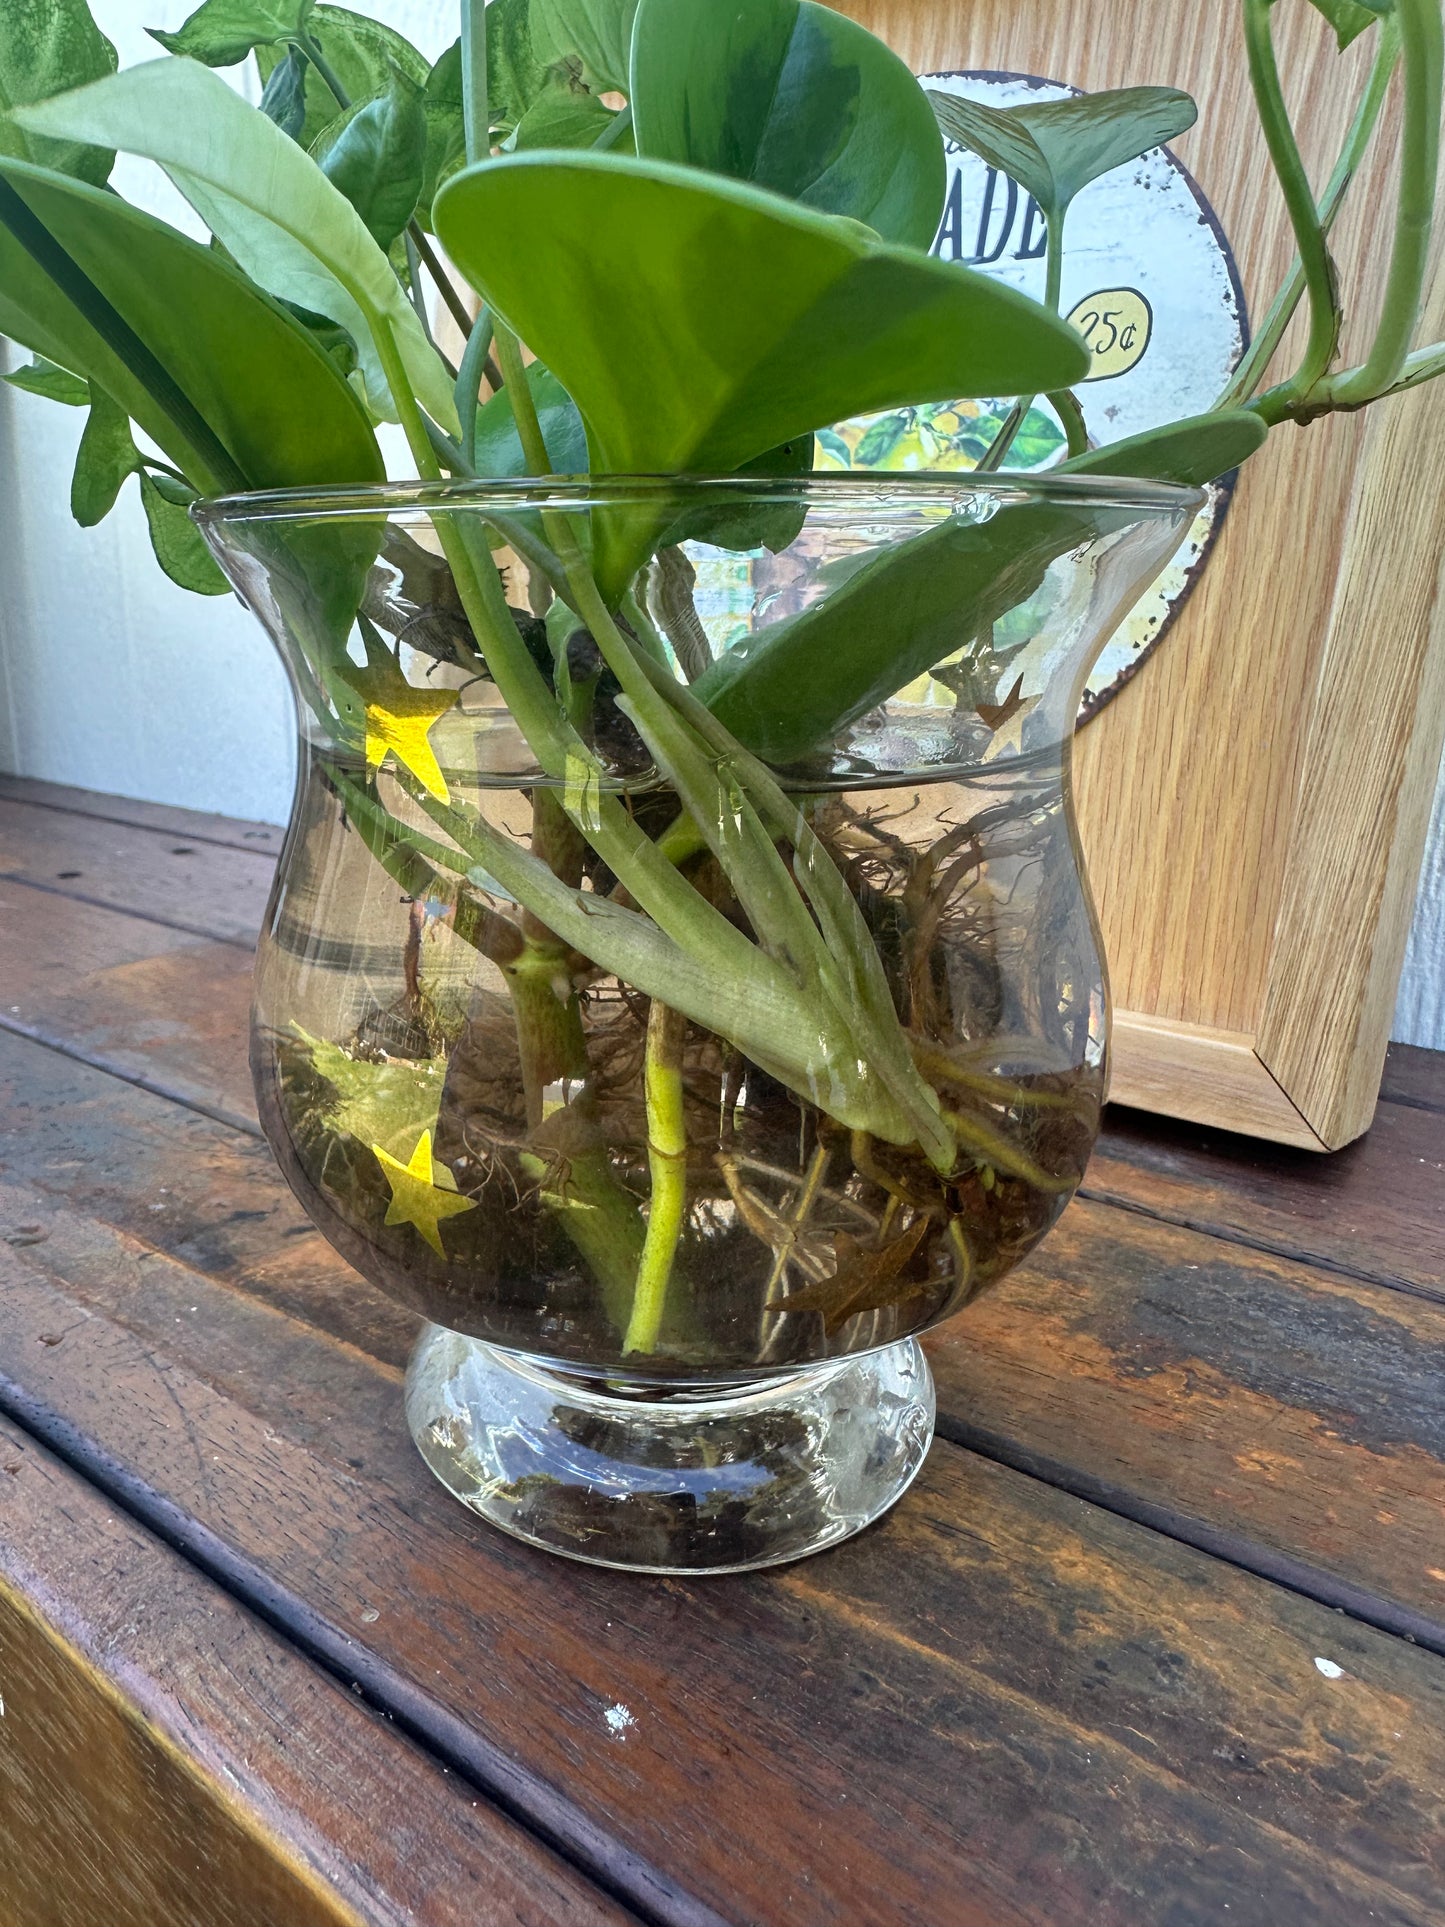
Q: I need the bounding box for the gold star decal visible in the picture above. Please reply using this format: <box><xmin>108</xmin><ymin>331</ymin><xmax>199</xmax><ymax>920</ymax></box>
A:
<box><xmin>977</xmin><ymin>674</ymin><xmax>1040</xmax><ymax>761</ymax></box>
<box><xmin>339</xmin><ymin>653</ymin><xmax>459</xmax><ymax>802</ymax></box>
<box><xmin>372</xmin><ymin>1129</ymin><xmax>476</xmax><ymax>1258</ymax></box>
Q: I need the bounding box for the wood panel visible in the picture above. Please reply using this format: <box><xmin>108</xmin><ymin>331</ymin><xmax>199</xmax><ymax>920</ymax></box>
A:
<box><xmin>841</xmin><ymin>0</ymin><xmax>1445</xmax><ymax>1148</ymax></box>
<box><xmin>0</xmin><ymin>1418</ymin><xmax>630</xmax><ymax>1927</ymax></box>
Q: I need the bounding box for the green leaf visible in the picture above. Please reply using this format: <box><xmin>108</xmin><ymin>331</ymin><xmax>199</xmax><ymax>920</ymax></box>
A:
<box><xmin>14</xmin><ymin>59</ymin><xmax>458</xmax><ymax>432</ymax></box>
<box><xmin>294</xmin><ymin>1025</ymin><xmax>447</xmax><ymax>1160</ymax></box>
<box><xmin>417</xmin><ymin>38</ymin><xmax>466</xmax><ymax>227</ymax></box>
<box><xmin>630</xmin><ymin>0</ymin><xmax>944</xmax><ymax>248</ymax></box>
<box><xmin>435</xmin><ymin>151</ymin><xmax>1089</xmax><ymax>592</ymax></box>
<box><xmin>254</xmin><ymin>5</ymin><xmax>429</xmax><ymax>150</ymax></box>
<box><xmin>529</xmin><ymin>0</ymin><xmax>637</xmax><ymax>94</ymax></box>
<box><xmin>1060</xmin><ymin>408</ymin><xmax>1268</xmax><ymax>486</ymax></box>
<box><xmin>1305</xmin><ymin>0</ymin><xmax>1391</xmax><ymax>50</ymax></box>
<box><xmin>486</xmin><ymin>0</ymin><xmax>549</xmax><ymax>136</ymax></box>
<box><xmin>509</xmin><ymin>68</ymin><xmax>617</xmax><ymax>150</ymax></box>
<box><xmin>70</xmin><ymin>381</ymin><xmax>139</xmax><ymax>526</ymax></box>
<box><xmin>314</xmin><ymin>63</ymin><xmax>426</xmax><ymax>249</ymax></box>
<box><xmin>2</xmin><ymin>352</ymin><xmax>88</xmax><ymax>402</ymax></box>
<box><xmin>149</xmin><ymin>0</ymin><xmax>312</xmax><ymax>66</ymax></box>
<box><xmin>139</xmin><ymin>471</ymin><xmax>231</xmax><ymax>595</ymax></box>
<box><xmin>694</xmin><ymin>498</ymin><xmax>1111</xmax><ymax>762</ymax></box>
<box><xmin>259</xmin><ymin>43</ymin><xmax>311</xmax><ymax>141</ymax></box>
<box><xmin>928</xmin><ymin>85</ymin><xmax>1197</xmax><ymax>221</ymax></box>
<box><xmin>472</xmin><ymin>360</ymin><xmax>590</xmax><ymax>476</ymax></box>
<box><xmin>0</xmin><ymin>153</ymin><xmax>383</xmax><ymax>492</ymax></box>
<box><xmin>0</xmin><ymin>0</ymin><xmax>118</xmax><ymax>187</ymax></box>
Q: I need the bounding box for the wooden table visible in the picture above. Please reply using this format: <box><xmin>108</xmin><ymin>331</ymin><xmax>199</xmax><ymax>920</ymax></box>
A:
<box><xmin>1</xmin><ymin>772</ymin><xmax>1443</xmax><ymax>1927</ymax></box>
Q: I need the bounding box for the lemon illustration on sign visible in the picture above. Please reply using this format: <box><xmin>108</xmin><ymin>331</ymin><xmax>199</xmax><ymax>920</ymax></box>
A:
<box><xmin>1065</xmin><ymin>288</ymin><xmax>1153</xmax><ymax>382</ymax></box>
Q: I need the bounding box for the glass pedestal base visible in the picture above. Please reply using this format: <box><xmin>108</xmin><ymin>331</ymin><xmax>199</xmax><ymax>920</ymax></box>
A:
<box><xmin>404</xmin><ymin>1326</ymin><xmax>936</xmax><ymax>1574</ymax></box>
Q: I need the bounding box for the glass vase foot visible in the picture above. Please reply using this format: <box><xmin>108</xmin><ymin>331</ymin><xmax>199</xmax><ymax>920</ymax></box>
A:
<box><xmin>404</xmin><ymin>1327</ymin><xmax>936</xmax><ymax>1574</ymax></box>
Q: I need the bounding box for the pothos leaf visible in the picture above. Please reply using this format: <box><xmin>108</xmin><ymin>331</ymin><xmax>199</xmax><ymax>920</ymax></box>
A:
<box><xmin>260</xmin><ymin>43</ymin><xmax>311</xmax><ymax>141</ymax></box>
<box><xmin>436</xmin><ymin>151</ymin><xmax>1088</xmax><ymax>593</ymax></box>
<box><xmin>472</xmin><ymin>360</ymin><xmax>590</xmax><ymax>476</ymax></box>
<box><xmin>0</xmin><ymin>0</ymin><xmax>118</xmax><ymax>187</ymax></box>
<box><xmin>0</xmin><ymin>151</ymin><xmax>384</xmax><ymax>493</ymax></box>
<box><xmin>70</xmin><ymin>380</ymin><xmax>139</xmax><ymax>527</ymax></box>
<box><xmin>254</xmin><ymin>4</ymin><xmax>429</xmax><ymax>151</ymax></box>
<box><xmin>529</xmin><ymin>0</ymin><xmax>638</xmax><ymax>94</ymax></box>
<box><xmin>928</xmin><ymin>85</ymin><xmax>1197</xmax><ymax>221</ymax></box>
<box><xmin>14</xmin><ymin>59</ymin><xmax>458</xmax><ymax>433</ymax></box>
<box><xmin>1305</xmin><ymin>0</ymin><xmax>1392</xmax><ymax>49</ymax></box>
<box><xmin>139</xmin><ymin>471</ymin><xmax>231</xmax><ymax>595</ymax></box>
<box><xmin>1059</xmin><ymin>408</ymin><xmax>1267</xmax><ymax>486</ymax></box>
<box><xmin>509</xmin><ymin>69</ymin><xmax>618</xmax><ymax>150</ymax></box>
<box><xmin>486</xmin><ymin>0</ymin><xmax>550</xmax><ymax>136</ymax></box>
<box><xmin>314</xmin><ymin>62</ymin><xmax>427</xmax><ymax>249</ymax></box>
<box><xmin>3</xmin><ymin>353</ymin><xmax>89</xmax><ymax>403</ymax></box>
<box><xmin>149</xmin><ymin>0</ymin><xmax>313</xmax><ymax>66</ymax></box>
<box><xmin>417</xmin><ymin>38</ymin><xmax>466</xmax><ymax>228</ymax></box>
<box><xmin>294</xmin><ymin>1026</ymin><xmax>448</xmax><ymax>1158</ymax></box>
<box><xmin>630</xmin><ymin>0</ymin><xmax>945</xmax><ymax>249</ymax></box>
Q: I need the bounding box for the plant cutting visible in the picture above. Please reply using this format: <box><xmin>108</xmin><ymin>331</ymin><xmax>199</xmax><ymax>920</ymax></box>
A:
<box><xmin>1</xmin><ymin>0</ymin><xmax>1440</xmax><ymax>1571</ymax></box>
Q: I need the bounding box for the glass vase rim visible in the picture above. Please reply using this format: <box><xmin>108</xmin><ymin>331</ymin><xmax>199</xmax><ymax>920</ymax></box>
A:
<box><xmin>193</xmin><ymin>468</ymin><xmax>1206</xmax><ymax>527</ymax></box>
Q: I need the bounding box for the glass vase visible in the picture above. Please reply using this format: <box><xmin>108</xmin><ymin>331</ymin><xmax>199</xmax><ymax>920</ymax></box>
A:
<box><xmin>198</xmin><ymin>474</ymin><xmax>1198</xmax><ymax>1573</ymax></box>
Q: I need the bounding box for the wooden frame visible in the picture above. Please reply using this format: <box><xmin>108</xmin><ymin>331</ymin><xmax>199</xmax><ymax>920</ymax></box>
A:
<box><xmin>850</xmin><ymin>0</ymin><xmax>1445</xmax><ymax>1150</ymax></box>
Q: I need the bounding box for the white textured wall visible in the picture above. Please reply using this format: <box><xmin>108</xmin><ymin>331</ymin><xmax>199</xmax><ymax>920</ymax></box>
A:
<box><xmin>1</xmin><ymin>1</ymin><xmax>1442</xmax><ymax>1045</ymax></box>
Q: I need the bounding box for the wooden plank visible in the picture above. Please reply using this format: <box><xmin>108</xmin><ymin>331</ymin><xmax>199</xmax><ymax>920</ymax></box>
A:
<box><xmin>1</xmin><ymin>1228</ymin><xmax>1444</xmax><ymax>1927</ymax></box>
<box><xmin>1091</xmin><ymin>1096</ymin><xmax>1445</xmax><ymax>1296</ymax></box>
<box><xmin>0</xmin><ymin>875</ymin><xmax>257</xmax><ymax>1124</ymax></box>
<box><xmin>0</xmin><ymin>773</ymin><xmax>285</xmax><ymax>857</ymax></box>
<box><xmin>1380</xmin><ymin>1041</ymin><xmax>1445</xmax><ymax>1114</ymax></box>
<box><xmin>0</xmin><ymin>791</ymin><xmax>274</xmax><ymax>945</ymax></box>
<box><xmin>0</xmin><ymin>1419</ymin><xmax>632</xmax><ymax>1927</ymax></box>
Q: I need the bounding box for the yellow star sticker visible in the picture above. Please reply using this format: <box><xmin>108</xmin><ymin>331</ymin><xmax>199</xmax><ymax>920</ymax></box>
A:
<box><xmin>372</xmin><ymin>1129</ymin><xmax>476</xmax><ymax>1259</ymax></box>
<box><xmin>339</xmin><ymin>654</ymin><xmax>459</xmax><ymax>802</ymax></box>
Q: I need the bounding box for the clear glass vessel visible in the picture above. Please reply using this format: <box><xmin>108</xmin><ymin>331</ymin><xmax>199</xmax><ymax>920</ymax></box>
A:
<box><xmin>199</xmin><ymin>474</ymin><xmax>1198</xmax><ymax>1573</ymax></box>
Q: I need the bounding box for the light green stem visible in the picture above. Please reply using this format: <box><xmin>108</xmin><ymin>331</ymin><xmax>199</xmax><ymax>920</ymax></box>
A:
<box><xmin>1221</xmin><ymin>15</ymin><xmax>1399</xmax><ymax>409</ymax></box>
<box><xmin>1330</xmin><ymin>0</ymin><xmax>1443</xmax><ymax>405</ymax></box>
<box><xmin>1241</xmin><ymin>0</ymin><xmax>1341</xmax><ymax>402</ymax></box>
<box><xmin>977</xmin><ymin>210</ymin><xmax>1066</xmax><ymax>471</ymax></box>
<box><xmin>460</xmin><ymin>0</ymin><xmax>489</xmax><ymax>168</ymax></box>
<box><xmin>624</xmin><ymin>1000</ymin><xmax>689</xmax><ymax>1354</ymax></box>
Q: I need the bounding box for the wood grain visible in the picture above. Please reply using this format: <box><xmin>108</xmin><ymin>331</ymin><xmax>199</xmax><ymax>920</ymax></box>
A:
<box><xmin>0</xmin><ymin>1417</ymin><xmax>629</xmax><ymax>1927</ymax></box>
<box><xmin>841</xmin><ymin>0</ymin><xmax>1445</xmax><ymax>1148</ymax></box>
<box><xmin>3</xmin><ymin>1232</ymin><xmax>1445</xmax><ymax>1927</ymax></box>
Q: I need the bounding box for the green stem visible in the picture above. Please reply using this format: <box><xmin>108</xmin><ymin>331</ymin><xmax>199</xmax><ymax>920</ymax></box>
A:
<box><xmin>408</xmin><ymin>223</ymin><xmax>475</xmax><ymax>341</ymax></box>
<box><xmin>1331</xmin><ymin>0</ymin><xmax>1443</xmax><ymax>405</ymax></box>
<box><xmin>492</xmin><ymin>320</ymin><xmax>550</xmax><ymax>471</ymax></box>
<box><xmin>1048</xmin><ymin>388</ymin><xmax>1088</xmax><ymax>458</ymax></box>
<box><xmin>456</xmin><ymin>306</ymin><xmax>494</xmax><ymax>467</ymax></box>
<box><xmin>593</xmin><ymin>103</ymin><xmax>633</xmax><ymax>151</ymax></box>
<box><xmin>294</xmin><ymin>30</ymin><xmax>351</xmax><ymax>109</ymax></box>
<box><xmin>1242</xmin><ymin>0</ymin><xmax>1341</xmax><ymax>401</ymax></box>
<box><xmin>461</xmin><ymin>0</ymin><xmax>489</xmax><ymax>168</ymax></box>
<box><xmin>1220</xmin><ymin>14</ymin><xmax>1399</xmax><ymax>408</ymax></box>
<box><xmin>976</xmin><ymin>210</ymin><xmax>1066</xmax><ymax>471</ymax></box>
<box><xmin>624</xmin><ymin>999</ymin><xmax>689</xmax><ymax>1354</ymax></box>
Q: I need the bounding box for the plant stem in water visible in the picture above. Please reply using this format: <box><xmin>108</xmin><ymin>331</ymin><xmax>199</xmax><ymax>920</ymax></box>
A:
<box><xmin>625</xmin><ymin>1000</ymin><xmax>689</xmax><ymax>1354</ymax></box>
